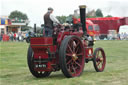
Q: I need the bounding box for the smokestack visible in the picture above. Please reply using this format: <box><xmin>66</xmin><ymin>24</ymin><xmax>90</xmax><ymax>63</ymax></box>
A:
<box><xmin>34</xmin><ymin>24</ymin><xmax>36</xmax><ymax>33</ymax></box>
<box><xmin>79</xmin><ymin>5</ymin><xmax>87</xmax><ymax>35</ymax></box>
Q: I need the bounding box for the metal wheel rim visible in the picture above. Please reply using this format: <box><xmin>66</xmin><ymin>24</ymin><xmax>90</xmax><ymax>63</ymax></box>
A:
<box><xmin>95</xmin><ymin>49</ymin><xmax>106</xmax><ymax>71</ymax></box>
<box><xmin>65</xmin><ymin>37</ymin><xmax>84</xmax><ymax>77</ymax></box>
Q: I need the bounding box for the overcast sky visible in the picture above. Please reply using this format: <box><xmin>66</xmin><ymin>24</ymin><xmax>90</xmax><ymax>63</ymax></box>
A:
<box><xmin>0</xmin><ymin>0</ymin><xmax>128</xmax><ymax>26</ymax></box>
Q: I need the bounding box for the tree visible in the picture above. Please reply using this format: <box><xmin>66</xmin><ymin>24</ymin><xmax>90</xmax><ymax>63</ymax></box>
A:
<box><xmin>96</xmin><ymin>9</ymin><xmax>103</xmax><ymax>17</ymax></box>
<box><xmin>21</xmin><ymin>26</ymin><xmax>32</xmax><ymax>31</ymax></box>
<box><xmin>56</xmin><ymin>15</ymin><xmax>67</xmax><ymax>24</ymax></box>
<box><xmin>9</xmin><ymin>10</ymin><xmax>28</xmax><ymax>20</ymax></box>
<box><xmin>9</xmin><ymin>10</ymin><xmax>30</xmax><ymax>31</ymax></box>
<box><xmin>66</xmin><ymin>15</ymin><xmax>73</xmax><ymax>24</ymax></box>
<box><xmin>105</xmin><ymin>15</ymin><xmax>112</xmax><ymax>17</ymax></box>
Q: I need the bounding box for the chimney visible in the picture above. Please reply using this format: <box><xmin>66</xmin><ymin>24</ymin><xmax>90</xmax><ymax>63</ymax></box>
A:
<box><xmin>79</xmin><ymin>5</ymin><xmax>87</xmax><ymax>35</ymax></box>
<box><xmin>34</xmin><ymin>24</ymin><xmax>36</xmax><ymax>33</ymax></box>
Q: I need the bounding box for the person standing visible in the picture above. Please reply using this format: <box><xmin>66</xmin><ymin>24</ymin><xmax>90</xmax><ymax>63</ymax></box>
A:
<box><xmin>0</xmin><ymin>33</ymin><xmax>2</xmax><ymax>41</ymax></box>
<box><xmin>14</xmin><ymin>32</ymin><xmax>16</xmax><ymax>41</ymax></box>
<box><xmin>44</xmin><ymin>7</ymin><xmax>60</xmax><ymax>37</ymax></box>
<box><xmin>10</xmin><ymin>32</ymin><xmax>14</xmax><ymax>41</ymax></box>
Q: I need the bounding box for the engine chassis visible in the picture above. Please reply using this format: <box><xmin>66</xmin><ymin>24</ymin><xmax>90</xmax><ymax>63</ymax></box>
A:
<box><xmin>27</xmin><ymin>29</ymin><xmax>106</xmax><ymax>78</ymax></box>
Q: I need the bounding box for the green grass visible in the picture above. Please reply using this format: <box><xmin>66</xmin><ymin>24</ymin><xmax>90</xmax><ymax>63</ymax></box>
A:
<box><xmin>0</xmin><ymin>40</ymin><xmax>128</xmax><ymax>85</ymax></box>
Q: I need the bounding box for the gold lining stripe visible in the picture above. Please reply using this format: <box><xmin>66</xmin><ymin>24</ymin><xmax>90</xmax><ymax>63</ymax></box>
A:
<box><xmin>31</xmin><ymin>44</ymin><xmax>53</xmax><ymax>46</ymax></box>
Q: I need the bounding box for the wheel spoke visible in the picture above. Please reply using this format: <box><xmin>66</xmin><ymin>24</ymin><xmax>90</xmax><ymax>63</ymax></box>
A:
<box><xmin>100</xmin><ymin>59</ymin><xmax>104</xmax><ymax>66</ymax></box>
<box><xmin>75</xmin><ymin>46</ymin><xmax>79</xmax><ymax>53</ymax></box>
<box><xmin>68</xmin><ymin>64</ymin><xmax>71</xmax><ymax>72</ymax></box>
<box><xmin>96</xmin><ymin>57</ymin><xmax>100</xmax><ymax>61</ymax></box>
<box><xmin>99</xmin><ymin>51</ymin><xmax>103</xmax><ymax>59</ymax></box>
<box><xmin>71</xmin><ymin>63</ymin><xmax>76</xmax><ymax>73</ymax></box>
<box><xmin>99</xmin><ymin>62</ymin><xmax>102</xmax><ymax>69</ymax></box>
<box><xmin>98</xmin><ymin>63</ymin><xmax>101</xmax><ymax>69</ymax></box>
<box><xmin>96</xmin><ymin>51</ymin><xmax>103</xmax><ymax>69</ymax></box>
<box><xmin>74</xmin><ymin>60</ymin><xmax>81</xmax><ymax>68</ymax></box>
<box><xmin>66</xmin><ymin>53</ymin><xmax>73</xmax><ymax>57</ymax></box>
<box><xmin>101</xmin><ymin>59</ymin><xmax>104</xmax><ymax>64</ymax></box>
<box><xmin>72</xmin><ymin>41</ymin><xmax>76</xmax><ymax>52</ymax></box>
<box><xmin>75</xmin><ymin>42</ymin><xmax>80</xmax><ymax>48</ymax></box>
<box><xmin>67</xmin><ymin>44</ymin><xmax>73</xmax><ymax>53</ymax></box>
<box><xmin>99</xmin><ymin>55</ymin><xmax>103</xmax><ymax>59</ymax></box>
<box><xmin>77</xmin><ymin>53</ymin><xmax>83</xmax><ymax>56</ymax></box>
<box><xmin>77</xmin><ymin>58</ymin><xmax>81</xmax><ymax>62</ymax></box>
<box><xmin>70</xmin><ymin>39</ymin><xmax>74</xmax><ymax>50</ymax></box>
<box><xmin>96</xmin><ymin>61</ymin><xmax>101</xmax><ymax>66</ymax></box>
<box><xmin>96</xmin><ymin>51</ymin><xmax>99</xmax><ymax>57</ymax></box>
<box><xmin>67</xmin><ymin>59</ymin><xmax>73</xmax><ymax>65</ymax></box>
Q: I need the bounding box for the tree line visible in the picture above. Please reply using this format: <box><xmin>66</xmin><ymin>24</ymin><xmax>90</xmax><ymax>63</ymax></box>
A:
<box><xmin>56</xmin><ymin>9</ymin><xmax>112</xmax><ymax>24</ymax></box>
<box><xmin>8</xmin><ymin>9</ymin><xmax>112</xmax><ymax>31</ymax></box>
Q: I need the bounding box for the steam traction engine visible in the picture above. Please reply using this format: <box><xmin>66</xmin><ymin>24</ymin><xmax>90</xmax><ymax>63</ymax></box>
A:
<box><xmin>27</xmin><ymin>5</ymin><xmax>106</xmax><ymax>78</ymax></box>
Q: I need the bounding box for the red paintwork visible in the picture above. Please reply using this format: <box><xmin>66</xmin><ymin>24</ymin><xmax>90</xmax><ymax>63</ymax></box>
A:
<box><xmin>85</xmin><ymin>47</ymin><xmax>93</xmax><ymax>59</ymax></box>
<box><xmin>30</xmin><ymin>27</ymin><xmax>94</xmax><ymax>72</ymax></box>
<box><xmin>30</xmin><ymin>37</ymin><xmax>53</xmax><ymax>45</ymax></box>
<box><xmin>57</xmin><ymin>31</ymin><xmax>70</xmax><ymax>45</ymax></box>
<box><xmin>87</xmin><ymin>17</ymin><xmax>128</xmax><ymax>35</ymax></box>
<box><xmin>57</xmin><ymin>28</ymin><xmax>83</xmax><ymax>45</ymax></box>
<box><xmin>73</xmin><ymin>18</ymin><xmax>100</xmax><ymax>37</ymax></box>
<box><xmin>30</xmin><ymin>37</ymin><xmax>58</xmax><ymax>71</ymax></box>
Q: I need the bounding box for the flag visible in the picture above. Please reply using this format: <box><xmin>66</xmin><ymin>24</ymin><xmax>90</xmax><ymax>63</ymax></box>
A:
<box><xmin>0</xmin><ymin>19</ymin><xmax>1</xmax><ymax>24</ymax></box>
<box><xmin>5</xmin><ymin>19</ymin><xmax>8</xmax><ymax>25</ymax></box>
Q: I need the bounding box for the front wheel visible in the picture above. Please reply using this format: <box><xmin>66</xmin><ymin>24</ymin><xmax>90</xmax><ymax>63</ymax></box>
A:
<box><xmin>93</xmin><ymin>48</ymin><xmax>106</xmax><ymax>72</ymax></box>
<box><xmin>27</xmin><ymin>46</ymin><xmax>51</xmax><ymax>78</ymax></box>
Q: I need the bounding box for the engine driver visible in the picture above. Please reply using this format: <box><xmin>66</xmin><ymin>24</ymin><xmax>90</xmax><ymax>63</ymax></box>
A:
<box><xmin>44</xmin><ymin>7</ymin><xmax>60</xmax><ymax>37</ymax></box>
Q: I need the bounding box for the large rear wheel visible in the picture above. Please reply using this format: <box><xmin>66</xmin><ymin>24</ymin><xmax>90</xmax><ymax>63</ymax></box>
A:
<box><xmin>59</xmin><ymin>36</ymin><xmax>85</xmax><ymax>78</ymax></box>
<box><xmin>93</xmin><ymin>48</ymin><xmax>106</xmax><ymax>72</ymax></box>
<box><xmin>27</xmin><ymin>46</ymin><xmax>51</xmax><ymax>78</ymax></box>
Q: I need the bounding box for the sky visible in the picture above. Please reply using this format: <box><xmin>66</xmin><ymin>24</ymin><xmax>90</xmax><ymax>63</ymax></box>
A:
<box><xmin>0</xmin><ymin>0</ymin><xmax>128</xmax><ymax>26</ymax></box>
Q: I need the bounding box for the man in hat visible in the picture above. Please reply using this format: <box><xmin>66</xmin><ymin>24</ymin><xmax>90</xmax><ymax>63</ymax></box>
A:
<box><xmin>44</xmin><ymin>7</ymin><xmax>60</xmax><ymax>36</ymax></box>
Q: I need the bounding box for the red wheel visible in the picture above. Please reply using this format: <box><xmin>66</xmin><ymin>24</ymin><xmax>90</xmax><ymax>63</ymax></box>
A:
<box><xmin>59</xmin><ymin>36</ymin><xmax>85</xmax><ymax>78</ymax></box>
<box><xmin>27</xmin><ymin>46</ymin><xmax>51</xmax><ymax>78</ymax></box>
<box><xmin>93</xmin><ymin>48</ymin><xmax>106</xmax><ymax>72</ymax></box>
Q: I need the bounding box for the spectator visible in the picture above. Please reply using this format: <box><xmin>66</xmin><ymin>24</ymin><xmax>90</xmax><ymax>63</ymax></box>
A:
<box><xmin>10</xmin><ymin>32</ymin><xmax>14</xmax><ymax>41</ymax></box>
<box><xmin>0</xmin><ymin>33</ymin><xmax>2</xmax><ymax>41</ymax></box>
<box><xmin>16</xmin><ymin>33</ymin><xmax>18</xmax><ymax>41</ymax></box>
<box><xmin>117</xmin><ymin>33</ymin><xmax>120</xmax><ymax>40</ymax></box>
<box><xmin>14</xmin><ymin>32</ymin><xmax>16</xmax><ymax>41</ymax></box>
<box><xmin>124</xmin><ymin>32</ymin><xmax>127</xmax><ymax>40</ymax></box>
<box><xmin>120</xmin><ymin>33</ymin><xmax>124</xmax><ymax>40</ymax></box>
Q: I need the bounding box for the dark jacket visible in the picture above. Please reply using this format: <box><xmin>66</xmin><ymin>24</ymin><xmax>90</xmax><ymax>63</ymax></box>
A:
<box><xmin>44</xmin><ymin>12</ymin><xmax>53</xmax><ymax>29</ymax></box>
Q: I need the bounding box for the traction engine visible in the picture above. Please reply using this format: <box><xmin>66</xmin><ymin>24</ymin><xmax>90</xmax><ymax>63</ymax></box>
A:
<box><xmin>27</xmin><ymin>5</ymin><xmax>106</xmax><ymax>78</ymax></box>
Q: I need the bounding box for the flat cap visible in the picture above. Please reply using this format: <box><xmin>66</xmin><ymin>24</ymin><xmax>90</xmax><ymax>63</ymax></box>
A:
<box><xmin>48</xmin><ymin>7</ymin><xmax>53</xmax><ymax>11</ymax></box>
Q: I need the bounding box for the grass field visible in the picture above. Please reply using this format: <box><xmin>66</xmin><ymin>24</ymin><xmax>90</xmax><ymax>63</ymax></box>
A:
<box><xmin>0</xmin><ymin>40</ymin><xmax>128</xmax><ymax>85</ymax></box>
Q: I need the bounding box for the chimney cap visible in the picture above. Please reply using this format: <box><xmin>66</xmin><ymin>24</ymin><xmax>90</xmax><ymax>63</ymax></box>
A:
<box><xmin>79</xmin><ymin>5</ymin><xmax>86</xmax><ymax>9</ymax></box>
